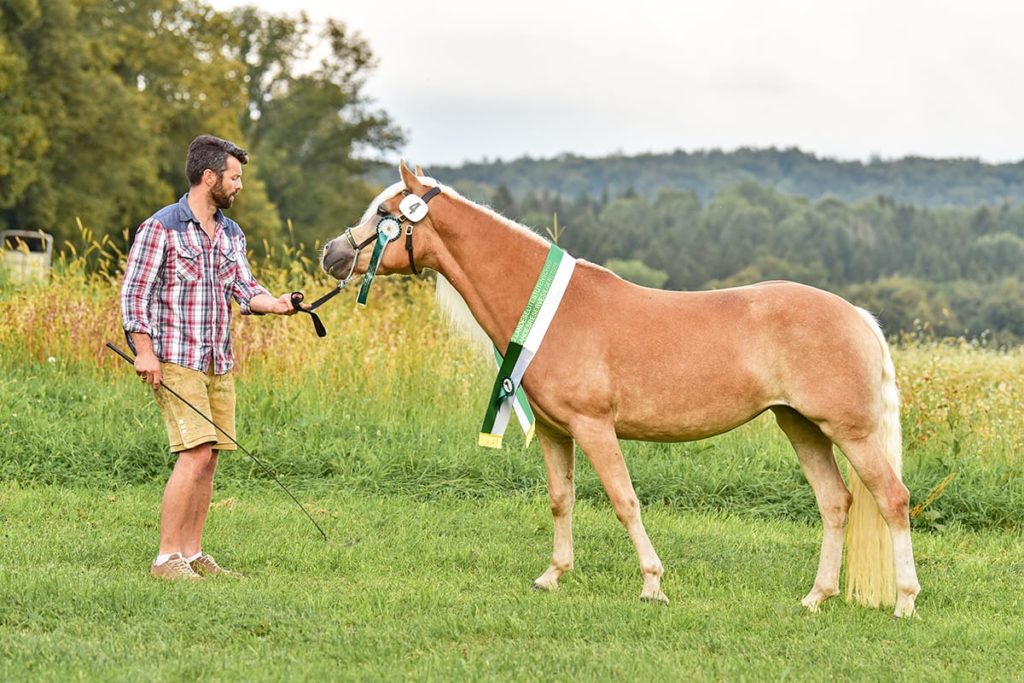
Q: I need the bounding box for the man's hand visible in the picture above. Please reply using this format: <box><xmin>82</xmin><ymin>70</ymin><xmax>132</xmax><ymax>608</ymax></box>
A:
<box><xmin>130</xmin><ymin>333</ymin><xmax>161</xmax><ymax>386</ymax></box>
<box><xmin>250</xmin><ymin>292</ymin><xmax>310</xmax><ymax>315</ymax></box>
<box><xmin>135</xmin><ymin>350</ymin><xmax>162</xmax><ymax>386</ymax></box>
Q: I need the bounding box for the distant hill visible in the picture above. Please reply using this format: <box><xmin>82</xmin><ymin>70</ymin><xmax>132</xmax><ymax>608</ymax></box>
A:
<box><xmin>376</xmin><ymin>147</ymin><xmax>1024</xmax><ymax>208</ymax></box>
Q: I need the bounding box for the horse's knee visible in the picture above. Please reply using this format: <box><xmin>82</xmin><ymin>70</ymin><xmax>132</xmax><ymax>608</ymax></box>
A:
<box><xmin>549</xmin><ymin>490</ymin><xmax>574</xmax><ymax>518</ymax></box>
<box><xmin>610</xmin><ymin>494</ymin><xmax>640</xmax><ymax>525</ymax></box>
<box><xmin>821</xmin><ymin>489</ymin><xmax>852</xmax><ymax>529</ymax></box>
<box><xmin>879</xmin><ymin>481</ymin><xmax>911</xmax><ymax>527</ymax></box>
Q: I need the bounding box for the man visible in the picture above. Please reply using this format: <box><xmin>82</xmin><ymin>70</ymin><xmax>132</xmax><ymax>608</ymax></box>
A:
<box><xmin>121</xmin><ymin>134</ymin><xmax>303</xmax><ymax>580</ymax></box>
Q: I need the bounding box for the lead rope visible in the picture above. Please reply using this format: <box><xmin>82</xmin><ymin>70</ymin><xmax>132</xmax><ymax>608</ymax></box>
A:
<box><xmin>289</xmin><ymin>286</ymin><xmax>343</xmax><ymax>338</ymax></box>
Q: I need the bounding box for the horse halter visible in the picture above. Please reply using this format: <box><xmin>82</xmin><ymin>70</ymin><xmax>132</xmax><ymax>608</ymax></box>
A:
<box><xmin>292</xmin><ymin>185</ymin><xmax>442</xmax><ymax>336</ymax></box>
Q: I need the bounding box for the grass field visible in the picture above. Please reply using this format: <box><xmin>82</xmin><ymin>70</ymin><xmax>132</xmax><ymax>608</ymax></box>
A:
<box><xmin>2</xmin><ymin>266</ymin><xmax>1024</xmax><ymax>680</ymax></box>
<box><xmin>1</xmin><ymin>484</ymin><xmax>1022</xmax><ymax>681</ymax></box>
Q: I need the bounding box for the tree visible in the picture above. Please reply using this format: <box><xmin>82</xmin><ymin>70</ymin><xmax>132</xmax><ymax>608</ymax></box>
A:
<box><xmin>604</xmin><ymin>259</ymin><xmax>669</xmax><ymax>289</ymax></box>
<box><xmin>0</xmin><ymin>0</ymin><xmax>282</xmax><ymax>250</ymax></box>
<box><xmin>0</xmin><ymin>0</ymin><xmax>168</xmax><ymax>244</ymax></box>
<box><xmin>231</xmin><ymin>10</ymin><xmax>404</xmax><ymax>249</ymax></box>
<box><xmin>968</xmin><ymin>233</ymin><xmax>1024</xmax><ymax>281</ymax></box>
<box><xmin>0</xmin><ymin>0</ymin><xmax>48</xmax><ymax>221</ymax></box>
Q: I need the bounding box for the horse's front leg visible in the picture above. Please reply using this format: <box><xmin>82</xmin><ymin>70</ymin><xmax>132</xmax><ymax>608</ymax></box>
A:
<box><xmin>532</xmin><ymin>428</ymin><xmax>576</xmax><ymax>592</ymax></box>
<box><xmin>572</xmin><ymin>418</ymin><xmax>668</xmax><ymax>604</ymax></box>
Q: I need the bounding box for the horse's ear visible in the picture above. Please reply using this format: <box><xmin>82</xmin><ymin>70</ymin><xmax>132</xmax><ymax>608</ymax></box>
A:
<box><xmin>399</xmin><ymin>159</ymin><xmax>427</xmax><ymax>194</ymax></box>
<box><xmin>415</xmin><ymin>164</ymin><xmax>425</xmax><ymax>176</ymax></box>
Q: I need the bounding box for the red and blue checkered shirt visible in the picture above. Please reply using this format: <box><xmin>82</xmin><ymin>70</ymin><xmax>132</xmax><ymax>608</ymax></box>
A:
<box><xmin>120</xmin><ymin>194</ymin><xmax>270</xmax><ymax>375</ymax></box>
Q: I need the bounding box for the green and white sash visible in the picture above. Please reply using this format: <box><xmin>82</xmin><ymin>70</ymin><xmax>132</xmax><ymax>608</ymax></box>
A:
<box><xmin>493</xmin><ymin>347</ymin><xmax>536</xmax><ymax>447</ymax></box>
<box><xmin>479</xmin><ymin>244</ymin><xmax>576</xmax><ymax>449</ymax></box>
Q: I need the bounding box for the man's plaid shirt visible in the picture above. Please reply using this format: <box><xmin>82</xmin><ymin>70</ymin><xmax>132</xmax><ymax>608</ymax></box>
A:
<box><xmin>120</xmin><ymin>194</ymin><xmax>270</xmax><ymax>375</ymax></box>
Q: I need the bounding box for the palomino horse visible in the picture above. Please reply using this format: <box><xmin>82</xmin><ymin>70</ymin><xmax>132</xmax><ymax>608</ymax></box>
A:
<box><xmin>321</xmin><ymin>161</ymin><xmax>921</xmax><ymax>618</ymax></box>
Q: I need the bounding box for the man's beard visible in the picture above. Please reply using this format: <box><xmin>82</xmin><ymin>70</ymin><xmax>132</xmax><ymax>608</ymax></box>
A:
<box><xmin>211</xmin><ymin>178</ymin><xmax>237</xmax><ymax>210</ymax></box>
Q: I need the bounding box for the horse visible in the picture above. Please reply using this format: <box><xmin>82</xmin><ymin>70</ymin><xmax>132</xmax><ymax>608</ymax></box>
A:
<box><xmin>320</xmin><ymin>161</ymin><xmax>921</xmax><ymax>618</ymax></box>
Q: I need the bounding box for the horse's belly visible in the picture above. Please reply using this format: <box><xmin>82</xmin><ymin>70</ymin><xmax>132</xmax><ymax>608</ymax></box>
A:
<box><xmin>611</xmin><ymin>379</ymin><xmax>773</xmax><ymax>442</ymax></box>
<box><xmin>614</xmin><ymin>404</ymin><xmax>767</xmax><ymax>442</ymax></box>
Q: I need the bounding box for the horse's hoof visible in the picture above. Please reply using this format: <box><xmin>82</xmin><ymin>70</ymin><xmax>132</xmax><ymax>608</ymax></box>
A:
<box><xmin>800</xmin><ymin>598</ymin><xmax>821</xmax><ymax>613</ymax></box>
<box><xmin>640</xmin><ymin>591</ymin><xmax>669</xmax><ymax>606</ymax></box>
<box><xmin>893</xmin><ymin>593</ymin><xmax>918</xmax><ymax>619</ymax></box>
<box><xmin>531</xmin><ymin>581</ymin><xmax>553</xmax><ymax>592</ymax></box>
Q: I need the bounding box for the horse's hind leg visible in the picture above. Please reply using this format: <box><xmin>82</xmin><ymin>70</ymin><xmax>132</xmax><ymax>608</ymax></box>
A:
<box><xmin>533</xmin><ymin>427</ymin><xmax>576</xmax><ymax>592</ymax></box>
<box><xmin>773</xmin><ymin>406</ymin><xmax>852</xmax><ymax>612</ymax></box>
<box><xmin>571</xmin><ymin>418</ymin><xmax>667</xmax><ymax>604</ymax></box>
<box><xmin>838</xmin><ymin>436</ymin><xmax>920</xmax><ymax>618</ymax></box>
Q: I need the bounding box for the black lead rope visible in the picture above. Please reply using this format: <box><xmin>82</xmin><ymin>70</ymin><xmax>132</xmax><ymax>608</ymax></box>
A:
<box><xmin>106</xmin><ymin>342</ymin><xmax>329</xmax><ymax>542</ymax></box>
<box><xmin>289</xmin><ymin>288</ymin><xmax>342</xmax><ymax>338</ymax></box>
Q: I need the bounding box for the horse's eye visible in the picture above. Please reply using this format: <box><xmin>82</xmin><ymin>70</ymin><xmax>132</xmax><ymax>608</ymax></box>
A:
<box><xmin>376</xmin><ymin>204</ymin><xmax>389</xmax><ymax>217</ymax></box>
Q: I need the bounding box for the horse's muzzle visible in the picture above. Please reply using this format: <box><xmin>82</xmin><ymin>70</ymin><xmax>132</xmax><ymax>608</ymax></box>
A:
<box><xmin>321</xmin><ymin>237</ymin><xmax>355</xmax><ymax>280</ymax></box>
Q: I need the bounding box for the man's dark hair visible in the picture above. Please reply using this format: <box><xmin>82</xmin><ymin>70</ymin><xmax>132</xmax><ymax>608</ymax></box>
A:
<box><xmin>186</xmin><ymin>135</ymin><xmax>248</xmax><ymax>186</ymax></box>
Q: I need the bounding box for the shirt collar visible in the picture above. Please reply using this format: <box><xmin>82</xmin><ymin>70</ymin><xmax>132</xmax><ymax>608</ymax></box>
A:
<box><xmin>175</xmin><ymin>193</ymin><xmax>224</xmax><ymax>228</ymax></box>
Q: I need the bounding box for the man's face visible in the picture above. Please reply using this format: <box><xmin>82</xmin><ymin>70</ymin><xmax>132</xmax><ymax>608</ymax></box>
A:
<box><xmin>210</xmin><ymin>156</ymin><xmax>243</xmax><ymax>210</ymax></box>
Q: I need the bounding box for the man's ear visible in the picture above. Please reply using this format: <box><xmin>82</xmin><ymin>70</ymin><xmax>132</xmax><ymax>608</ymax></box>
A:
<box><xmin>399</xmin><ymin>159</ymin><xmax>428</xmax><ymax>195</ymax></box>
<box><xmin>203</xmin><ymin>168</ymin><xmax>218</xmax><ymax>187</ymax></box>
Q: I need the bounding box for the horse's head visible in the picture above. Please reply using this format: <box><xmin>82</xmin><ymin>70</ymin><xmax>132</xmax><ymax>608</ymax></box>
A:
<box><xmin>320</xmin><ymin>160</ymin><xmax>441</xmax><ymax>283</ymax></box>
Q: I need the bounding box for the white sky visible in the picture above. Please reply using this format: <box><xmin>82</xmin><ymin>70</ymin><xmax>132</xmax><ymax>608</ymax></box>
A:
<box><xmin>210</xmin><ymin>0</ymin><xmax>1024</xmax><ymax>166</ymax></box>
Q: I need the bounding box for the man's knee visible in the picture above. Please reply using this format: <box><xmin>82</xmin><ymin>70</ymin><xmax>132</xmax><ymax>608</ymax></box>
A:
<box><xmin>177</xmin><ymin>442</ymin><xmax>218</xmax><ymax>475</ymax></box>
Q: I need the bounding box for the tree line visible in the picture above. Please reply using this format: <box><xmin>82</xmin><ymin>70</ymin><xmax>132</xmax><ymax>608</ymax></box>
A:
<box><xmin>446</xmin><ymin>180</ymin><xmax>1024</xmax><ymax>345</ymax></box>
<box><xmin>420</xmin><ymin>148</ymin><xmax>1024</xmax><ymax>209</ymax></box>
<box><xmin>0</xmin><ymin>0</ymin><xmax>402</xmax><ymax>252</ymax></box>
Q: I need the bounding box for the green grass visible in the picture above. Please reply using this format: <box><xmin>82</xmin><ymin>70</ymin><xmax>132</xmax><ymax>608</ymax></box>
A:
<box><xmin>1</xmin><ymin>483</ymin><xmax>1022</xmax><ymax>681</ymax></box>
<box><xmin>4</xmin><ymin>270</ymin><xmax>1024</xmax><ymax>680</ymax></box>
<box><xmin>2</xmin><ymin>355</ymin><xmax>1022</xmax><ymax>531</ymax></box>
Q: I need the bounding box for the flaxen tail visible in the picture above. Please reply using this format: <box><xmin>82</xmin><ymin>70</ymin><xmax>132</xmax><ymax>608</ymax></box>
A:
<box><xmin>844</xmin><ymin>308</ymin><xmax>900</xmax><ymax>607</ymax></box>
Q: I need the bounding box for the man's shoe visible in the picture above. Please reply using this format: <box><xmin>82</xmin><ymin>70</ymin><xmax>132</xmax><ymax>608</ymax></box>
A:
<box><xmin>151</xmin><ymin>553</ymin><xmax>203</xmax><ymax>581</ymax></box>
<box><xmin>190</xmin><ymin>553</ymin><xmax>243</xmax><ymax>579</ymax></box>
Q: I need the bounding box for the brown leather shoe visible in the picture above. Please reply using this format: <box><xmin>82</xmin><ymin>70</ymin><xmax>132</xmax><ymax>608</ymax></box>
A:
<box><xmin>151</xmin><ymin>553</ymin><xmax>203</xmax><ymax>581</ymax></box>
<box><xmin>190</xmin><ymin>553</ymin><xmax>243</xmax><ymax>579</ymax></box>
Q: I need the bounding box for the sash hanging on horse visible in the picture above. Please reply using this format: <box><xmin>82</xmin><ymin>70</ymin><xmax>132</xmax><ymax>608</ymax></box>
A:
<box><xmin>479</xmin><ymin>244</ymin><xmax>575</xmax><ymax>448</ymax></box>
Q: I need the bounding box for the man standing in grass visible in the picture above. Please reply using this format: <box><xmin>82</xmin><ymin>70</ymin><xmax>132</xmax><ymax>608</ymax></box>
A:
<box><xmin>121</xmin><ymin>134</ymin><xmax>302</xmax><ymax>580</ymax></box>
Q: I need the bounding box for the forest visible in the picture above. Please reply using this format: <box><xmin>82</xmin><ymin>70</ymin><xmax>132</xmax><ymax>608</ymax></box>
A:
<box><xmin>0</xmin><ymin>0</ymin><xmax>403</xmax><ymax>251</ymax></box>
<box><xmin>3</xmin><ymin>0</ymin><xmax>1023</xmax><ymax>342</ymax></box>
<box><xmin>437</xmin><ymin>178</ymin><xmax>1024</xmax><ymax>345</ymax></box>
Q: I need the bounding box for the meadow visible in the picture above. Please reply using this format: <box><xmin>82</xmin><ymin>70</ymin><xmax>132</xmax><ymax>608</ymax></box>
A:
<box><xmin>1</xmin><ymin>257</ymin><xmax>1023</xmax><ymax>680</ymax></box>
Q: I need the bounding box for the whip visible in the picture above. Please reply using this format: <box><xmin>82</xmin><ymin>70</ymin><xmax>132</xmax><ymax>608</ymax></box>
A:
<box><xmin>105</xmin><ymin>342</ymin><xmax>328</xmax><ymax>542</ymax></box>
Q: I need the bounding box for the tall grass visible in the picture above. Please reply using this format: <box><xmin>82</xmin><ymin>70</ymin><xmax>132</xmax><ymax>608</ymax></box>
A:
<box><xmin>2</xmin><ymin>238</ymin><xmax>1023</xmax><ymax>530</ymax></box>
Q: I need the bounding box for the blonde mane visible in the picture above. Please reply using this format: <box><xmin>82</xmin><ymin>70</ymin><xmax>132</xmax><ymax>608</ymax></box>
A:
<box><xmin>435</xmin><ymin>274</ymin><xmax>492</xmax><ymax>358</ymax></box>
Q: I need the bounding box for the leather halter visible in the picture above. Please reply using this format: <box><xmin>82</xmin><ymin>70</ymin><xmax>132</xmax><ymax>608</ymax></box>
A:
<box><xmin>291</xmin><ymin>185</ymin><xmax>442</xmax><ymax>337</ymax></box>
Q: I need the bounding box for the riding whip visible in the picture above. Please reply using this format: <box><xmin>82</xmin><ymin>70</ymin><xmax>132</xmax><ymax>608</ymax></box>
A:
<box><xmin>106</xmin><ymin>342</ymin><xmax>328</xmax><ymax>542</ymax></box>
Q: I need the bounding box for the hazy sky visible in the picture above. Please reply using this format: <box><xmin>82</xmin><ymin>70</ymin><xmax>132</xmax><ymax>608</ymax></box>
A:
<box><xmin>210</xmin><ymin>0</ymin><xmax>1024</xmax><ymax>166</ymax></box>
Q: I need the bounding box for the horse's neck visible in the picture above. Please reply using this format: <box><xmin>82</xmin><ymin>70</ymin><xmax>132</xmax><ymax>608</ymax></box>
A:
<box><xmin>432</xmin><ymin>199</ymin><xmax>552</xmax><ymax>350</ymax></box>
